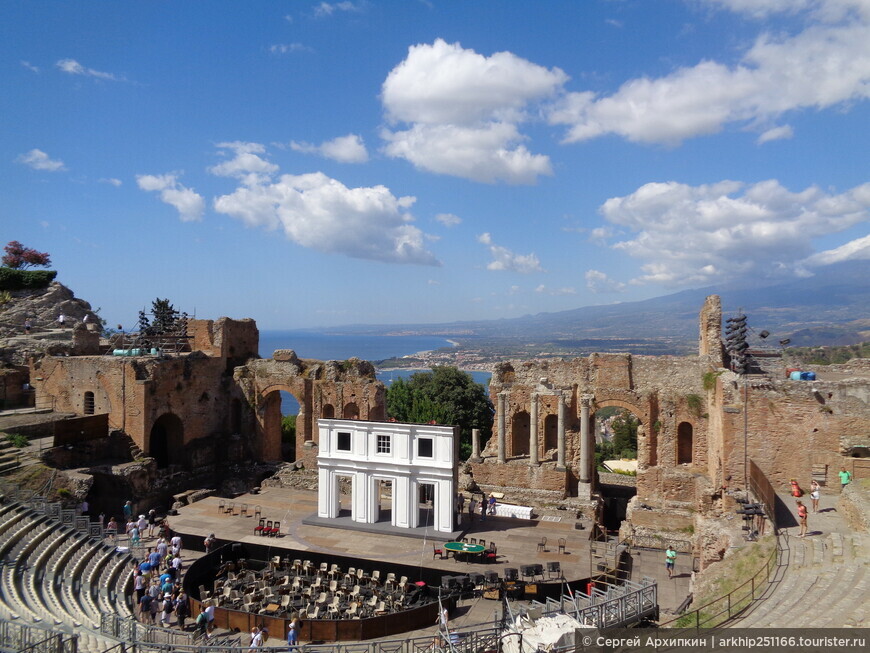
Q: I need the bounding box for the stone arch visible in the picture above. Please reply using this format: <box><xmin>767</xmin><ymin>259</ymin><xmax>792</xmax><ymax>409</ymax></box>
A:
<box><xmin>592</xmin><ymin>397</ymin><xmax>646</xmax><ymax>462</ymax></box>
<box><xmin>321</xmin><ymin>404</ymin><xmax>335</xmax><ymax>419</ymax></box>
<box><xmin>512</xmin><ymin>410</ymin><xmax>530</xmax><ymax>457</ymax></box>
<box><xmin>543</xmin><ymin>414</ymin><xmax>558</xmax><ymax>451</ymax></box>
<box><xmin>149</xmin><ymin>412</ymin><xmax>184</xmax><ymax>468</ymax></box>
<box><xmin>83</xmin><ymin>391</ymin><xmax>95</xmax><ymax>415</ymax></box>
<box><xmin>343</xmin><ymin>402</ymin><xmax>360</xmax><ymax>419</ymax></box>
<box><xmin>259</xmin><ymin>384</ymin><xmax>305</xmax><ymax>462</ymax></box>
<box><xmin>677</xmin><ymin>421</ymin><xmax>693</xmax><ymax>465</ymax></box>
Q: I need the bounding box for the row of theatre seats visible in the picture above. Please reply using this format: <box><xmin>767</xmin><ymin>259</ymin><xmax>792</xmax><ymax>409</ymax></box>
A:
<box><xmin>205</xmin><ymin>559</ymin><xmax>429</xmax><ymax>620</ymax></box>
<box><xmin>440</xmin><ymin>563</ymin><xmax>564</xmax><ymax>594</ymax></box>
<box><xmin>0</xmin><ymin>497</ymin><xmax>137</xmax><ymax>652</ymax></box>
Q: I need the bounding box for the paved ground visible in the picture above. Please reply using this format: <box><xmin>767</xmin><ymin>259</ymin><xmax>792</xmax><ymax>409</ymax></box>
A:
<box><xmin>170</xmin><ymin>486</ymin><xmax>692</xmax><ymax>644</ymax></box>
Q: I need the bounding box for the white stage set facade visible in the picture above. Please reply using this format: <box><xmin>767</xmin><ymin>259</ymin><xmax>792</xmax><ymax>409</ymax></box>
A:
<box><xmin>317</xmin><ymin>419</ymin><xmax>459</xmax><ymax>534</ymax></box>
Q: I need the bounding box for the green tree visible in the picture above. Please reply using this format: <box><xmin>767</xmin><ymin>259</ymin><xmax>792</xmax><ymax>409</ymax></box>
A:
<box><xmin>281</xmin><ymin>415</ymin><xmax>296</xmax><ymax>446</ymax></box>
<box><xmin>385</xmin><ymin>366</ymin><xmax>493</xmax><ymax>460</ymax></box>
<box><xmin>611</xmin><ymin>410</ymin><xmax>639</xmax><ymax>459</ymax></box>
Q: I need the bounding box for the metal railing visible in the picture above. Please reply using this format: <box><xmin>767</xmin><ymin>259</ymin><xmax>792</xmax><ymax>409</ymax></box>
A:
<box><xmin>0</xmin><ymin>620</ymin><xmax>78</xmax><ymax>653</ymax></box>
<box><xmin>658</xmin><ymin>533</ymin><xmax>782</xmax><ymax>629</ymax></box>
<box><xmin>531</xmin><ymin>577</ymin><xmax>657</xmax><ymax>628</ymax></box>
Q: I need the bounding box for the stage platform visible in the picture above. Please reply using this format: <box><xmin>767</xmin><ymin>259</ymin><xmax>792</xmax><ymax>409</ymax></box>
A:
<box><xmin>169</xmin><ymin>486</ymin><xmax>593</xmax><ymax>579</ymax></box>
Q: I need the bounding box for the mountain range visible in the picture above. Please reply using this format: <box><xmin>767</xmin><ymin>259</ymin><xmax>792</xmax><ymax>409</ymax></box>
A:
<box><xmin>326</xmin><ymin>261</ymin><xmax>870</xmax><ymax>352</ymax></box>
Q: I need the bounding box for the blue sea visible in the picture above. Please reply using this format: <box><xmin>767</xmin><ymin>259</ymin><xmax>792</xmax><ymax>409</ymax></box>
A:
<box><xmin>259</xmin><ymin>330</ymin><xmax>491</xmax><ymax>415</ymax></box>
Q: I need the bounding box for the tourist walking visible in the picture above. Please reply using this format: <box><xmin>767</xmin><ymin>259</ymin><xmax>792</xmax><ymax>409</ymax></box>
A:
<box><xmin>839</xmin><ymin>467</ymin><xmax>852</xmax><ymax>489</ymax></box>
<box><xmin>249</xmin><ymin>626</ymin><xmax>263</xmax><ymax>649</ymax></box>
<box><xmin>665</xmin><ymin>545</ymin><xmax>677</xmax><ymax>578</ymax></box>
<box><xmin>810</xmin><ymin>480</ymin><xmax>821</xmax><ymax>512</ymax></box>
<box><xmin>138</xmin><ymin>592</ymin><xmax>153</xmax><ymax>623</ymax></box>
<box><xmin>147</xmin><ymin>509</ymin><xmax>158</xmax><ymax>538</ymax></box>
<box><xmin>123</xmin><ymin>500</ymin><xmax>133</xmax><ymax>521</ymax></box>
<box><xmin>287</xmin><ymin>617</ymin><xmax>300</xmax><ymax>651</ymax></box>
<box><xmin>160</xmin><ymin>593</ymin><xmax>174</xmax><ymax>627</ymax></box>
<box><xmin>797</xmin><ymin>500</ymin><xmax>808</xmax><ymax>537</ymax></box>
<box><xmin>58</xmin><ymin>313</ymin><xmax>65</xmax><ymax>328</ymax></box>
<box><xmin>468</xmin><ymin>498</ymin><xmax>477</xmax><ymax>522</ymax></box>
<box><xmin>24</xmin><ymin>318</ymin><xmax>31</xmax><ymax>335</ymax></box>
<box><xmin>479</xmin><ymin>493</ymin><xmax>487</xmax><ymax>521</ymax></box>
<box><xmin>204</xmin><ymin>533</ymin><xmax>216</xmax><ymax>553</ymax></box>
<box><xmin>175</xmin><ymin>590</ymin><xmax>189</xmax><ymax>630</ymax></box>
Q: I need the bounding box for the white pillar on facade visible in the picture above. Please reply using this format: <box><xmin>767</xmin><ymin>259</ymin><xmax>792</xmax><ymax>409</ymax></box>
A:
<box><xmin>393</xmin><ymin>475</ymin><xmax>411</xmax><ymax>529</ymax></box>
<box><xmin>530</xmin><ymin>393</ymin><xmax>539</xmax><ymax>465</ymax></box>
<box><xmin>317</xmin><ymin>468</ymin><xmax>338</xmax><ymax>518</ymax></box>
<box><xmin>497</xmin><ymin>392</ymin><xmax>507</xmax><ymax>463</ymax></box>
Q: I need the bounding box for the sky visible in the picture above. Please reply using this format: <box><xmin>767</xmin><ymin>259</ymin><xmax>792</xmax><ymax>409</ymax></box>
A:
<box><xmin>2</xmin><ymin>0</ymin><xmax>869</xmax><ymax>330</ymax></box>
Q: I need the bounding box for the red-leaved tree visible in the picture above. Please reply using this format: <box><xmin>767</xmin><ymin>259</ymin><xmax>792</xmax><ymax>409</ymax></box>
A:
<box><xmin>2</xmin><ymin>241</ymin><xmax>52</xmax><ymax>269</ymax></box>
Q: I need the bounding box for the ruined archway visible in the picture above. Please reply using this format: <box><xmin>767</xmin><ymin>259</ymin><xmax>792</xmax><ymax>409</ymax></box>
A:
<box><xmin>149</xmin><ymin>413</ymin><xmax>184</xmax><ymax>468</ymax></box>
<box><xmin>343</xmin><ymin>402</ymin><xmax>360</xmax><ymax>419</ymax></box>
<box><xmin>511</xmin><ymin>411</ymin><xmax>530</xmax><ymax>457</ymax></box>
<box><xmin>677</xmin><ymin>421</ymin><xmax>693</xmax><ymax>464</ymax></box>
<box><xmin>241</xmin><ymin>357</ymin><xmax>385</xmax><ymax>467</ymax></box>
<box><xmin>544</xmin><ymin>414</ymin><xmax>558</xmax><ymax>452</ymax></box>
<box><xmin>260</xmin><ymin>385</ymin><xmax>303</xmax><ymax>463</ymax></box>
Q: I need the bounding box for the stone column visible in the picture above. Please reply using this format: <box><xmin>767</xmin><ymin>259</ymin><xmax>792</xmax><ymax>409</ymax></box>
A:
<box><xmin>556</xmin><ymin>393</ymin><xmax>567</xmax><ymax>470</ymax></box>
<box><xmin>471</xmin><ymin>428</ymin><xmax>482</xmax><ymax>462</ymax></box>
<box><xmin>579</xmin><ymin>394</ymin><xmax>593</xmax><ymax>482</ymax></box>
<box><xmin>497</xmin><ymin>392</ymin><xmax>507</xmax><ymax>463</ymax></box>
<box><xmin>529</xmin><ymin>393</ymin><xmax>539</xmax><ymax>466</ymax></box>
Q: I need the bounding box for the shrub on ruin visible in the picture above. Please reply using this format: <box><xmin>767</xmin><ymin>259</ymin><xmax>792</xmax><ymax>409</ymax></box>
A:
<box><xmin>0</xmin><ymin>268</ymin><xmax>57</xmax><ymax>291</ymax></box>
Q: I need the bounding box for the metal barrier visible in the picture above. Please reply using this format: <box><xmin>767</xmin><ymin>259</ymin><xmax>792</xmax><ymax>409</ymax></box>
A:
<box><xmin>0</xmin><ymin>621</ymin><xmax>78</xmax><ymax>653</ymax></box>
<box><xmin>531</xmin><ymin>577</ymin><xmax>657</xmax><ymax>628</ymax></box>
<box><xmin>658</xmin><ymin>533</ymin><xmax>782</xmax><ymax>629</ymax></box>
<box><xmin>749</xmin><ymin>458</ymin><xmax>778</xmax><ymax>532</ymax></box>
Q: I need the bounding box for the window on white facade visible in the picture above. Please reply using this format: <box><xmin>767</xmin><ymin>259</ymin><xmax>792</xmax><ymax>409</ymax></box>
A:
<box><xmin>376</xmin><ymin>434</ymin><xmax>391</xmax><ymax>454</ymax></box>
<box><xmin>337</xmin><ymin>432</ymin><xmax>351</xmax><ymax>451</ymax></box>
<box><xmin>417</xmin><ymin>438</ymin><xmax>433</xmax><ymax>458</ymax></box>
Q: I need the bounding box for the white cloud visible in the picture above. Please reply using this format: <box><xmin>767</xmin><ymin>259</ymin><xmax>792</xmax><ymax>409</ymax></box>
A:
<box><xmin>757</xmin><ymin>124</ymin><xmax>794</xmax><ymax>143</ymax></box>
<box><xmin>98</xmin><ymin>177</ymin><xmax>122</xmax><ymax>187</ymax></box>
<box><xmin>269</xmin><ymin>43</ymin><xmax>310</xmax><ymax>54</ymax></box>
<box><xmin>313</xmin><ymin>1</ymin><xmax>363</xmax><ymax>18</ymax></box>
<box><xmin>16</xmin><ymin>149</ymin><xmax>65</xmax><ymax>171</ymax></box>
<box><xmin>213</xmin><ymin>168</ymin><xmax>438</xmax><ymax>266</ymax></box>
<box><xmin>290</xmin><ymin>134</ymin><xmax>368</xmax><ymax>163</ymax></box>
<box><xmin>381</xmin><ymin>39</ymin><xmax>566</xmax><ymax>184</ymax></box>
<box><xmin>584</xmin><ymin>270</ymin><xmax>626</xmax><ymax>294</ymax></box>
<box><xmin>21</xmin><ymin>60</ymin><xmax>39</xmax><ymax>73</ymax></box>
<box><xmin>427</xmin><ymin>279</ymin><xmax>440</xmax><ymax>285</ymax></box>
<box><xmin>56</xmin><ymin>58</ymin><xmax>120</xmax><ymax>81</ymax></box>
<box><xmin>435</xmin><ymin>213</ymin><xmax>462</xmax><ymax>227</ymax></box>
<box><xmin>598</xmin><ymin>179</ymin><xmax>870</xmax><ymax>286</ymax></box>
<box><xmin>803</xmin><ymin>233</ymin><xmax>870</xmax><ymax>266</ymax></box>
<box><xmin>536</xmin><ymin>284</ymin><xmax>578</xmax><ymax>295</ymax></box>
<box><xmin>136</xmin><ymin>173</ymin><xmax>205</xmax><ymax>222</ymax></box>
<box><xmin>477</xmin><ymin>232</ymin><xmax>543</xmax><ymax>273</ymax></box>
<box><xmin>209</xmin><ymin>141</ymin><xmax>279</xmax><ymax>182</ymax></box>
<box><xmin>549</xmin><ymin>4</ymin><xmax>870</xmax><ymax>145</ymax></box>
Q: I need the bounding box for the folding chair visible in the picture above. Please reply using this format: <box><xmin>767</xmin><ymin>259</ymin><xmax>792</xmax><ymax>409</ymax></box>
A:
<box><xmin>537</xmin><ymin>536</ymin><xmax>547</xmax><ymax>552</ymax></box>
<box><xmin>239</xmin><ymin>503</ymin><xmax>248</xmax><ymax>517</ymax></box>
<box><xmin>254</xmin><ymin>518</ymin><xmax>265</xmax><ymax>535</ymax></box>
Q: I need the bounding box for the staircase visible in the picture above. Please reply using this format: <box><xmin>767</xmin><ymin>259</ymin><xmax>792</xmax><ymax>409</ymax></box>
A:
<box><xmin>730</xmin><ymin>527</ymin><xmax>870</xmax><ymax>627</ymax></box>
<box><xmin>0</xmin><ymin>438</ymin><xmax>22</xmax><ymax>475</ymax></box>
